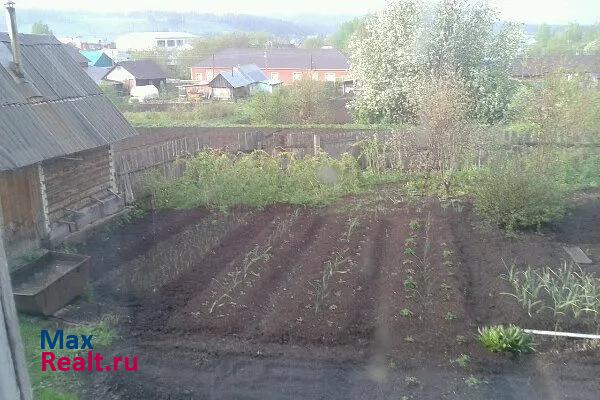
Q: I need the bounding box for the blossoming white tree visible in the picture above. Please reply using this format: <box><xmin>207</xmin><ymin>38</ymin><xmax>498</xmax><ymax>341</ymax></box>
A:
<box><xmin>349</xmin><ymin>0</ymin><xmax>523</xmax><ymax>124</ymax></box>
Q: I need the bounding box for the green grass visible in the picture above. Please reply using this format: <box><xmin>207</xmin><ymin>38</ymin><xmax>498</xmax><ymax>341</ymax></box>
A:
<box><xmin>19</xmin><ymin>315</ymin><xmax>118</xmax><ymax>400</ymax></box>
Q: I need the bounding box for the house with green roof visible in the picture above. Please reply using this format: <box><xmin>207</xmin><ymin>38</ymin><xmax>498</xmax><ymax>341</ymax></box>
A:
<box><xmin>81</xmin><ymin>50</ymin><xmax>114</xmax><ymax>67</ymax></box>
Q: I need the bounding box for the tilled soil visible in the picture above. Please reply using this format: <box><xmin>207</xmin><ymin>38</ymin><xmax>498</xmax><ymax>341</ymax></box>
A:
<box><xmin>63</xmin><ymin>191</ymin><xmax>600</xmax><ymax>400</ymax></box>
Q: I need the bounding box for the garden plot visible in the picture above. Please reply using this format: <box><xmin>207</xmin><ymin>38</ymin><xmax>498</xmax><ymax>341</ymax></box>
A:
<box><xmin>61</xmin><ymin>189</ymin><xmax>600</xmax><ymax>399</ymax></box>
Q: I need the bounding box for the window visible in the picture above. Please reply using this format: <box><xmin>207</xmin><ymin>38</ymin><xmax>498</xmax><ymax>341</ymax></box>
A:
<box><xmin>195</xmin><ymin>72</ymin><xmax>203</xmax><ymax>81</ymax></box>
<box><xmin>157</xmin><ymin>40</ymin><xmax>165</xmax><ymax>47</ymax></box>
<box><xmin>293</xmin><ymin>72</ymin><xmax>302</xmax><ymax>81</ymax></box>
<box><xmin>325</xmin><ymin>72</ymin><xmax>336</xmax><ymax>82</ymax></box>
<box><xmin>270</xmin><ymin>71</ymin><xmax>279</xmax><ymax>81</ymax></box>
<box><xmin>176</xmin><ymin>40</ymin><xmax>184</xmax><ymax>46</ymax></box>
<box><xmin>206</xmin><ymin>71</ymin><xmax>214</xmax><ymax>80</ymax></box>
<box><xmin>167</xmin><ymin>40</ymin><xmax>176</xmax><ymax>47</ymax></box>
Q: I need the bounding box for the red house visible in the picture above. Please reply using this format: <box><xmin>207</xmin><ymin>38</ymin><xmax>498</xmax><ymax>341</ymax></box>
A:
<box><xmin>191</xmin><ymin>47</ymin><xmax>350</xmax><ymax>85</ymax></box>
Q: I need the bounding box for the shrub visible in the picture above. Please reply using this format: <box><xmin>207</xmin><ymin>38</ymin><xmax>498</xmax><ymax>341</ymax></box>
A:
<box><xmin>477</xmin><ymin>325</ymin><xmax>534</xmax><ymax>354</ymax></box>
<box><xmin>509</xmin><ymin>72</ymin><xmax>600</xmax><ymax>143</ymax></box>
<box><xmin>150</xmin><ymin>150</ymin><xmax>371</xmax><ymax>210</ymax></box>
<box><xmin>240</xmin><ymin>89</ymin><xmax>293</xmax><ymax>124</ymax></box>
<box><xmin>472</xmin><ymin>157</ymin><xmax>567</xmax><ymax>231</ymax></box>
<box><xmin>241</xmin><ymin>77</ymin><xmax>332</xmax><ymax>125</ymax></box>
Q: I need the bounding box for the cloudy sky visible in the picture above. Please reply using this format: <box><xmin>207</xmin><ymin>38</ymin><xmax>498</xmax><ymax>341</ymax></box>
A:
<box><xmin>14</xmin><ymin>0</ymin><xmax>600</xmax><ymax>24</ymax></box>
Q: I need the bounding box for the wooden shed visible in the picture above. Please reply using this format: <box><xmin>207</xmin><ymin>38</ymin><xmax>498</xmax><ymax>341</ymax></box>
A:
<box><xmin>0</xmin><ymin>31</ymin><xmax>138</xmax><ymax>265</ymax></box>
<box><xmin>208</xmin><ymin>64</ymin><xmax>268</xmax><ymax>100</ymax></box>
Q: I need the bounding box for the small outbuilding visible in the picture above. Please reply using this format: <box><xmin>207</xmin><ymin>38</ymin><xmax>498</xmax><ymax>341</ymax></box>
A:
<box><xmin>103</xmin><ymin>60</ymin><xmax>167</xmax><ymax>93</ymax></box>
<box><xmin>0</xmin><ymin>30</ymin><xmax>138</xmax><ymax>264</ymax></box>
<box><xmin>208</xmin><ymin>64</ymin><xmax>269</xmax><ymax>100</ymax></box>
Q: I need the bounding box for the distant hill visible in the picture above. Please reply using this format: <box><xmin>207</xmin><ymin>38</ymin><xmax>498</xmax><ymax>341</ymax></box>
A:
<box><xmin>0</xmin><ymin>9</ymin><xmax>352</xmax><ymax>41</ymax></box>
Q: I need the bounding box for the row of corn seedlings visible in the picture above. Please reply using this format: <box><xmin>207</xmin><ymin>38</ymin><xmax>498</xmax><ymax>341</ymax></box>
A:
<box><xmin>403</xmin><ymin>212</ymin><xmax>434</xmax><ymax>297</ymax></box>
<box><xmin>209</xmin><ymin>245</ymin><xmax>272</xmax><ymax>314</ymax></box>
<box><xmin>309</xmin><ymin>250</ymin><xmax>351</xmax><ymax>314</ymax></box>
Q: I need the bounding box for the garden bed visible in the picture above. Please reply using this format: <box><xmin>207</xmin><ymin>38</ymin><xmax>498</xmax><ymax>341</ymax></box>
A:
<box><xmin>60</xmin><ymin>188</ymin><xmax>600</xmax><ymax>399</ymax></box>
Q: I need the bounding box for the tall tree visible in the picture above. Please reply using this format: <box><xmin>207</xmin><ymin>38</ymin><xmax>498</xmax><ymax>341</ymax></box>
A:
<box><xmin>31</xmin><ymin>21</ymin><xmax>52</xmax><ymax>35</ymax></box>
<box><xmin>349</xmin><ymin>0</ymin><xmax>523</xmax><ymax>124</ymax></box>
<box><xmin>329</xmin><ymin>18</ymin><xmax>365</xmax><ymax>54</ymax></box>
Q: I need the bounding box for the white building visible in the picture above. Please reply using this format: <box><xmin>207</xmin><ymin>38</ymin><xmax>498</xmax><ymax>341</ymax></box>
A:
<box><xmin>114</xmin><ymin>32</ymin><xmax>198</xmax><ymax>52</ymax></box>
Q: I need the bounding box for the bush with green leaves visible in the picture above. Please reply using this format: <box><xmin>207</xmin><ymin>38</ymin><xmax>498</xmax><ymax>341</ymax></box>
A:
<box><xmin>478</xmin><ymin>325</ymin><xmax>534</xmax><ymax>354</ymax></box>
<box><xmin>472</xmin><ymin>157</ymin><xmax>567</xmax><ymax>231</ymax></box>
<box><xmin>241</xmin><ymin>77</ymin><xmax>332</xmax><ymax>125</ymax></box>
<box><xmin>149</xmin><ymin>150</ymin><xmax>394</xmax><ymax>211</ymax></box>
<box><xmin>509</xmin><ymin>72</ymin><xmax>600</xmax><ymax>143</ymax></box>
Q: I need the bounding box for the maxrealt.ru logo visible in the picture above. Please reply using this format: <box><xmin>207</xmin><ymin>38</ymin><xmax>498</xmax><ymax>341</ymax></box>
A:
<box><xmin>40</xmin><ymin>330</ymin><xmax>138</xmax><ymax>372</ymax></box>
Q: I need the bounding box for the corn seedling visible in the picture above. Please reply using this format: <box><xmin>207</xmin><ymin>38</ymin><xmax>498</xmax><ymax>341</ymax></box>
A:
<box><xmin>456</xmin><ymin>335</ymin><xmax>467</xmax><ymax>344</ymax></box>
<box><xmin>242</xmin><ymin>245</ymin><xmax>272</xmax><ymax>280</ymax></box>
<box><xmin>210</xmin><ymin>245</ymin><xmax>272</xmax><ymax>314</ymax></box>
<box><xmin>405</xmin><ymin>376</ymin><xmax>420</xmax><ymax>387</ymax></box>
<box><xmin>453</xmin><ymin>354</ymin><xmax>470</xmax><ymax>369</ymax></box>
<box><xmin>404</xmin><ymin>247</ymin><xmax>416</xmax><ymax>256</ymax></box>
<box><xmin>400</xmin><ymin>308</ymin><xmax>414</xmax><ymax>318</ymax></box>
<box><xmin>445</xmin><ymin>312</ymin><xmax>457</xmax><ymax>321</ymax></box>
<box><xmin>310</xmin><ymin>251</ymin><xmax>350</xmax><ymax>314</ymax></box>
<box><xmin>409</xmin><ymin>219</ymin><xmax>421</xmax><ymax>230</ymax></box>
<box><xmin>465</xmin><ymin>376</ymin><xmax>485</xmax><ymax>387</ymax></box>
<box><xmin>343</xmin><ymin>217</ymin><xmax>360</xmax><ymax>242</ymax></box>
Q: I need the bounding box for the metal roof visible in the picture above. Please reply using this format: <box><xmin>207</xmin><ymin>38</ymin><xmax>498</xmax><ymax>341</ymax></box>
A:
<box><xmin>209</xmin><ymin>64</ymin><xmax>268</xmax><ymax>89</ymax></box>
<box><xmin>0</xmin><ymin>33</ymin><xmax>138</xmax><ymax>171</ymax></box>
<box><xmin>62</xmin><ymin>44</ymin><xmax>88</xmax><ymax>66</ymax></box>
<box><xmin>110</xmin><ymin>60</ymin><xmax>167</xmax><ymax>80</ymax></box>
<box><xmin>194</xmin><ymin>47</ymin><xmax>350</xmax><ymax>70</ymax></box>
<box><xmin>80</xmin><ymin>50</ymin><xmax>113</xmax><ymax>67</ymax></box>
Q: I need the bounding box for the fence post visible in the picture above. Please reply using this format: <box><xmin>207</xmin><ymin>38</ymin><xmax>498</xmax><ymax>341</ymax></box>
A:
<box><xmin>313</xmin><ymin>134</ymin><xmax>321</xmax><ymax>155</ymax></box>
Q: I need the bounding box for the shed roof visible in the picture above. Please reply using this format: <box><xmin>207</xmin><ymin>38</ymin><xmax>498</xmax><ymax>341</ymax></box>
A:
<box><xmin>111</xmin><ymin>60</ymin><xmax>167</xmax><ymax>80</ymax></box>
<box><xmin>0</xmin><ymin>33</ymin><xmax>138</xmax><ymax>171</ymax></box>
<box><xmin>209</xmin><ymin>64</ymin><xmax>268</xmax><ymax>89</ymax></box>
<box><xmin>194</xmin><ymin>47</ymin><xmax>349</xmax><ymax>70</ymax></box>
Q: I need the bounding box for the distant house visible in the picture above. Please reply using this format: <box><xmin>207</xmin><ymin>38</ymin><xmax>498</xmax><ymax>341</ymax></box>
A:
<box><xmin>85</xmin><ymin>66</ymin><xmax>111</xmax><ymax>85</ymax></box>
<box><xmin>0</xmin><ymin>31</ymin><xmax>138</xmax><ymax>263</ymax></box>
<box><xmin>103</xmin><ymin>60</ymin><xmax>167</xmax><ymax>93</ymax></box>
<box><xmin>62</xmin><ymin>45</ymin><xmax>111</xmax><ymax>85</ymax></box>
<box><xmin>114</xmin><ymin>32</ymin><xmax>198</xmax><ymax>52</ymax></box>
<box><xmin>512</xmin><ymin>55</ymin><xmax>600</xmax><ymax>84</ymax></box>
<box><xmin>208</xmin><ymin>64</ymin><xmax>273</xmax><ymax>100</ymax></box>
<box><xmin>192</xmin><ymin>48</ymin><xmax>350</xmax><ymax>85</ymax></box>
<box><xmin>81</xmin><ymin>50</ymin><xmax>114</xmax><ymax>67</ymax></box>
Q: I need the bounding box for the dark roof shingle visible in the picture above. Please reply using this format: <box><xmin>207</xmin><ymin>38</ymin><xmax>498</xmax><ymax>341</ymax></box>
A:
<box><xmin>0</xmin><ymin>33</ymin><xmax>137</xmax><ymax>171</ymax></box>
<box><xmin>114</xmin><ymin>60</ymin><xmax>167</xmax><ymax>80</ymax></box>
<box><xmin>194</xmin><ymin>47</ymin><xmax>349</xmax><ymax>70</ymax></box>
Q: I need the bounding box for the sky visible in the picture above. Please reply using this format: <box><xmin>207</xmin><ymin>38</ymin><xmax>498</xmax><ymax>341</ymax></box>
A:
<box><xmin>13</xmin><ymin>0</ymin><xmax>600</xmax><ymax>24</ymax></box>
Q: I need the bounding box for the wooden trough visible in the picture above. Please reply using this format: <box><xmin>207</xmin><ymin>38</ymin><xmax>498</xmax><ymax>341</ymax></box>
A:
<box><xmin>11</xmin><ymin>252</ymin><xmax>90</xmax><ymax>316</ymax></box>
